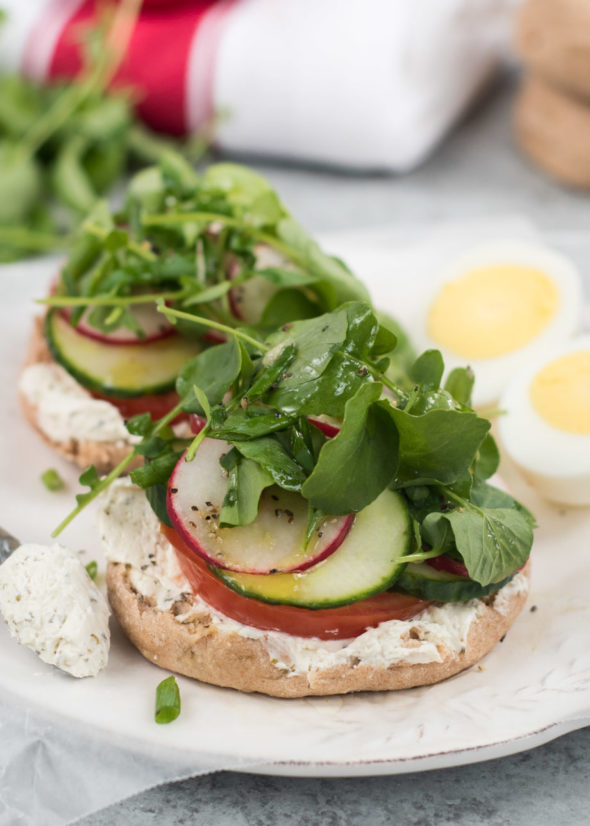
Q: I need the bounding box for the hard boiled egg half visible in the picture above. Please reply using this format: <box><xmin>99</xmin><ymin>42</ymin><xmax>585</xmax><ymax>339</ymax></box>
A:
<box><xmin>498</xmin><ymin>335</ymin><xmax>590</xmax><ymax>506</ymax></box>
<box><xmin>414</xmin><ymin>241</ymin><xmax>582</xmax><ymax>408</ymax></box>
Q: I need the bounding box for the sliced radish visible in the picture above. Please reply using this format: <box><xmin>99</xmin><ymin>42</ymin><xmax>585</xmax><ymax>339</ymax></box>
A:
<box><xmin>308</xmin><ymin>415</ymin><xmax>341</xmax><ymax>439</ymax></box>
<box><xmin>167</xmin><ymin>438</ymin><xmax>354</xmax><ymax>575</ymax></box>
<box><xmin>228</xmin><ymin>245</ymin><xmax>288</xmax><ymax>324</ymax></box>
<box><xmin>426</xmin><ymin>555</ymin><xmax>469</xmax><ymax>578</ymax></box>
<box><xmin>62</xmin><ymin>302</ymin><xmax>175</xmax><ymax>345</ymax></box>
<box><xmin>189</xmin><ymin>414</ymin><xmax>207</xmax><ymax>434</ymax></box>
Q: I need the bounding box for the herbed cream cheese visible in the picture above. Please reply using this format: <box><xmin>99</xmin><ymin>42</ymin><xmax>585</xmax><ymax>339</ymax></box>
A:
<box><xmin>0</xmin><ymin>543</ymin><xmax>110</xmax><ymax>677</ymax></box>
<box><xmin>100</xmin><ymin>480</ymin><xmax>529</xmax><ymax>676</ymax></box>
<box><xmin>19</xmin><ymin>363</ymin><xmax>134</xmax><ymax>444</ymax></box>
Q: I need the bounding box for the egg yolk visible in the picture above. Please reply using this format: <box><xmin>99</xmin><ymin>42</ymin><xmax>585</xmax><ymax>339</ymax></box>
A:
<box><xmin>530</xmin><ymin>350</ymin><xmax>590</xmax><ymax>435</ymax></box>
<box><xmin>427</xmin><ymin>264</ymin><xmax>559</xmax><ymax>359</ymax></box>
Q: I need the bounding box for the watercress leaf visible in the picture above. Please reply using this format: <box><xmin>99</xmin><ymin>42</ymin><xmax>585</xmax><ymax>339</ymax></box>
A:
<box><xmin>423</xmin><ymin>506</ymin><xmax>533</xmax><ymax>586</ymax></box>
<box><xmin>254</xmin><ymin>267</ymin><xmax>317</xmax><ymax>287</ymax></box>
<box><xmin>177</xmin><ymin>339</ymin><xmax>241</xmax><ymax>414</ymax></box>
<box><xmin>420</xmin><ymin>515</ymin><xmax>454</xmax><ymax>556</ymax></box>
<box><xmin>265</xmin><ymin>306</ymin><xmax>374</xmax><ymax>417</ymax></box>
<box><xmin>276</xmin><ymin>217</ymin><xmax>370</xmax><ymax>306</ymax></box>
<box><xmin>387</xmin><ymin>406</ymin><xmax>490</xmax><ymax>486</ymax></box>
<box><xmin>203</xmin><ymin>163</ymin><xmax>286</xmax><ymax>226</ymax></box>
<box><xmin>125</xmin><ymin>412</ymin><xmax>154</xmax><ymax>437</ymax></box>
<box><xmin>219</xmin><ymin>450</ymin><xmax>274</xmax><ymax>528</ymax></box>
<box><xmin>260</xmin><ymin>289</ymin><xmax>321</xmax><ymax>328</ymax></box>
<box><xmin>288</xmin><ymin>420</ymin><xmax>321</xmax><ymax>475</ymax></box>
<box><xmin>215</xmin><ymin>407</ymin><xmax>294</xmax><ymax>440</ymax></box>
<box><xmin>131</xmin><ymin>451</ymin><xmax>181</xmax><ymax>488</ymax></box>
<box><xmin>75</xmin><ymin>465</ymin><xmax>101</xmax><ymax>508</ymax></box>
<box><xmin>182</xmin><ymin>281</ymin><xmax>233</xmax><ymax>306</ymax></box>
<box><xmin>269</xmin><ymin>350</ymin><xmax>369</xmax><ymax>418</ymax></box>
<box><xmin>234</xmin><ymin>436</ymin><xmax>307</xmax><ymax>491</ymax></box>
<box><xmin>245</xmin><ymin>343</ymin><xmax>296</xmax><ymax>403</ymax></box>
<box><xmin>342</xmin><ymin>302</ymin><xmax>380</xmax><ymax>359</ymax></box>
<box><xmin>144</xmin><ymin>484</ymin><xmax>171</xmax><ymax>527</ymax></box>
<box><xmin>192</xmin><ymin>384</ymin><xmax>211</xmax><ymax>421</ymax></box>
<box><xmin>409</xmin><ymin>350</ymin><xmax>444</xmax><ymax>389</ymax></box>
<box><xmin>444</xmin><ymin>366</ymin><xmax>475</xmax><ymax>406</ymax></box>
<box><xmin>266</xmin><ymin>308</ymin><xmax>348</xmax><ymax>381</ymax></box>
<box><xmin>302</xmin><ymin>383</ymin><xmax>399</xmax><ymax>514</ymax></box>
<box><xmin>370</xmin><ymin>323</ymin><xmax>398</xmax><ymax>358</ymax></box>
<box><xmin>473</xmin><ymin>433</ymin><xmax>500</xmax><ymax>481</ymax></box>
<box><xmin>470</xmin><ymin>479</ymin><xmax>537</xmax><ymax>527</ymax></box>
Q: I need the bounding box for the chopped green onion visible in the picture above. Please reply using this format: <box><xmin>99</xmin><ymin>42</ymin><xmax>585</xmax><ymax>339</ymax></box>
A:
<box><xmin>155</xmin><ymin>675</ymin><xmax>181</xmax><ymax>724</ymax></box>
<box><xmin>41</xmin><ymin>468</ymin><xmax>65</xmax><ymax>492</ymax></box>
<box><xmin>85</xmin><ymin>560</ymin><xmax>98</xmax><ymax>580</ymax></box>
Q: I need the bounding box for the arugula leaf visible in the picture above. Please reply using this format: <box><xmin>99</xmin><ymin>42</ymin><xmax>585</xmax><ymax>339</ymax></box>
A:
<box><xmin>302</xmin><ymin>383</ymin><xmax>399</xmax><ymax>514</ymax></box>
<box><xmin>422</xmin><ymin>504</ymin><xmax>533</xmax><ymax>586</ymax></box>
<box><xmin>219</xmin><ymin>449</ymin><xmax>273</xmax><ymax>527</ymax></box>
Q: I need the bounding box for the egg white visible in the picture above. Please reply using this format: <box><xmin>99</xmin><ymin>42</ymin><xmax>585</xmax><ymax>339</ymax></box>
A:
<box><xmin>498</xmin><ymin>335</ymin><xmax>590</xmax><ymax>506</ymax></box>
<box><xmin>412</xmin><ymin>241</ymin><xmax>583</xmax><ymax>408</ymax></box>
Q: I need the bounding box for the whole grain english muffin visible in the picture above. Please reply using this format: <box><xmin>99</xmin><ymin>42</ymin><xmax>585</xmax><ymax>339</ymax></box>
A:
<box><xmin>101</xmin><ymin>480</ymin><xmax>530</xmax><ymax>699</ymax></box>
<box><xmin>515</xmin><ymin>74</ymin><xmax>590</xmax><ymax>189</ymax></box>
<box><xmin>19</xmin><ymin>318</ymin><xmax>141</xmax><ymax>473</ymax></box>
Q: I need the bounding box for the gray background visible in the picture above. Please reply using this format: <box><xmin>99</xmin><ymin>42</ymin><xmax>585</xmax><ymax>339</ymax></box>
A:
<box><xmin>79</xmin><ymin>76</ymin><xmax>590</xmax><ymax>825</ymax></box>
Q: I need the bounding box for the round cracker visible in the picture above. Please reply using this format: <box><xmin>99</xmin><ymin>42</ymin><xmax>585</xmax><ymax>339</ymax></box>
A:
<box><xmin>107</xmin><ymin>560</ymin><xmax>529</xmax><ymax>698</ymax></box>
<box><xmin>515</xmin><ymin>74</ymin><xmax>590</xmax><ymax>189</ymax></box>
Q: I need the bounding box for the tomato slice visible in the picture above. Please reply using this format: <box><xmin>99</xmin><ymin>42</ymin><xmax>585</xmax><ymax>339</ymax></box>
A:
<box><xmin>162</xmin><ymin>524</ymin><xmax>429</xmax><ymax>640</ymax></box>
<box><xmin>89</xmin><ymin>389</ymin><xmax>188</xmax><ymax>423</ymax></box>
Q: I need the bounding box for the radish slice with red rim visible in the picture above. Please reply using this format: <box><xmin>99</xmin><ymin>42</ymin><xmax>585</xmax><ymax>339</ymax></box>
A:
<box><xmin>308</xmin><ymin>415</ymin><xmax>341</xmax><ymax>439</ymax></box>
<box><xmin>61</xmin><ymin>302</ymin><xmax>175</xmax><ymax>346</ymax></box>
<box><xmin>167</xmin><ymin>438</ymin><xmax>354</xmax><ymax>575</ymax></box>
<box><xmin>426</xmin><ymin>555</ymin><xmax>470</xmax><ymax>578</ymax></box>
<box><xmin>228</xmin><ymin>245</ymin><xmax>289</xmax><ymax>324</ymax></box>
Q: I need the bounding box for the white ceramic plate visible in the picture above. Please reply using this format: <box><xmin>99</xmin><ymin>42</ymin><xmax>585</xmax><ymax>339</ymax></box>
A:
<box><xmin>1</xmin><ymin>231</ymin><xmax>589</xmax><ymax>777</ymax></box>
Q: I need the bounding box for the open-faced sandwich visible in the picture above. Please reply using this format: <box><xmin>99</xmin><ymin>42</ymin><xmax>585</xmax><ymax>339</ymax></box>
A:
<box><xmin>14</xmin><ymin>158</ymin><xmax>534</xmax><ymax>698</ymax></box>
<box><xmin>20</xmin><ymin>158</ymin><xmax>379</xmax><ymax>472</ymax></box>
<box><xmin>51</xmin><ymin>299</ymin><xmax>534</xmax><ymax>697</ymax></box>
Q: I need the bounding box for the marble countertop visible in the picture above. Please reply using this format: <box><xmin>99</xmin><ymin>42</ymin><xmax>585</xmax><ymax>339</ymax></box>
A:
<box><xmin>77</xmin><ymin>74</ymin><xmax>590</xmax><ymax>826</ymax></box>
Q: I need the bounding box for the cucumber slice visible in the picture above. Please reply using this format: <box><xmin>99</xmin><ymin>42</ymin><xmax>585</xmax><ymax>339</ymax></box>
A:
<box><xmin>213</xmin><ymin>488</ymin><xmax>411</xmax><ymax>608</ymax></box>
<box><xmin>397</xmin><ymin>563</ymin><xmax>513</xmax><ymax>603</ymax></box>
<box><xmin>45</xmin><ymin>309</ymin><xmax>202</xmax><ymax>397</ymax></box>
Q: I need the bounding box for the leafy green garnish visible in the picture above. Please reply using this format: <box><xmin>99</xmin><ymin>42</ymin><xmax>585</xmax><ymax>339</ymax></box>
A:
<box><xmin>155</xmin><ymin>675</ymin><xmax>181</xmax><ymax>724</ymax></box>
<box><xmin>41</xmin><ymin>468</ymin><xmax>65</xmax><ymax>492</ymax></box>
<box><xmin>85</xmin><ymin>560</ymin><xmax>98</xmax><ymax>580</ymax></box>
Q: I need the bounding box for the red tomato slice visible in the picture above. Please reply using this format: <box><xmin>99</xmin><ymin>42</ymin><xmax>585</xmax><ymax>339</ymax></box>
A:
<box><xmin>162</xmin><ymin>524</ymin><xmax>429</xmax><ymax>640</ymax></box>
<box><xmin>89</xmin><ymin>389</ymin><xmax>188</xmax><ymax>423</ymax></box>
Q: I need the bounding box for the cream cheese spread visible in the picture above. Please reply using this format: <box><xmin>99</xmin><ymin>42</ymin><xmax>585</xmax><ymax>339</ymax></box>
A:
<box><xmin>19</xmin><ymin>363</ymin><xmax>134</xmax><ymax>445</ymax></box>
<box><xmin>0</xmin><ymin>543</ymin><xmax>110</xmax><ymax>677</ymax></box>
<box><xmin>100</xmin><ymin>480</ymin><xmax>529</xmax><ymax>676</ymax></box>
